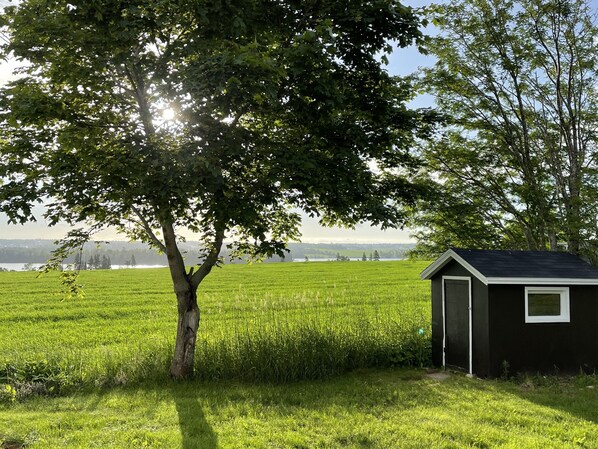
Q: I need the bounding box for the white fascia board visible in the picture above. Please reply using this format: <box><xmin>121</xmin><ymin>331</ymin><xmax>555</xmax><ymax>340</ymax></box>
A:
<box><xmin>487</xmin><ymin>277</ymin><xmax>598</xmax><ymax>285</ymax></box>
<box><xmin>420</xmin><ymin>249</ymin><xmax>489</xmax><ymax>285</ymax></box>
<box><xmin>420</xmin><ymin>251</ymin><xmax>453</xmax><ymax>280</ymax></box>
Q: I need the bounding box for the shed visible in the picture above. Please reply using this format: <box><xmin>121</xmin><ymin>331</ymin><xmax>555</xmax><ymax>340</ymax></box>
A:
<box><xmin>420</xmin><ymin>248</ymin><xmax>598</xmax><ymax>377</ymax></box>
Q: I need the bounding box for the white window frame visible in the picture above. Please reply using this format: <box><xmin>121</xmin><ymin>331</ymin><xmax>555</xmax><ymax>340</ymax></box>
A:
<box><xmin>524</xmin><ymin>286</ymin><xmax>570</xmax><ymax>323</ymax></box>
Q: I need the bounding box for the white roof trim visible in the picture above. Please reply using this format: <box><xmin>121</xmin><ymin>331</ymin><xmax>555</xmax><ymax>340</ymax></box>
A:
<box><xmin>487</xmin><ymin>277</ymin><xmax>598</xmax><ymax>285</ymax></box>
<box><xmin>420</xmin><ymin>249</ymin><xmax>598</xmax><ymax>286</ymax></box>
<box><xmin>420</xmin><ymin>249</ymin><xmax>488</xmax><ymax>285</ymax></box>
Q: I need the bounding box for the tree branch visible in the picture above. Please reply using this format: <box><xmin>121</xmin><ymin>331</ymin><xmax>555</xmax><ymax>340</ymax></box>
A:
<box><xmin>190</xmin><ymin>225</ymin><xmax>225</xmax><ymax>290</ymax></box>
<box><xmin>131</xmin><ymin>206</ymin><xmax>167</xmax><ymax>253</ymax></box>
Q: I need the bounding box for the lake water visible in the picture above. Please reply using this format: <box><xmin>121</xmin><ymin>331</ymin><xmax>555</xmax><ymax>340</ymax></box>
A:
<box><xmin>1</xmin><ymin>259</ymin><xmax>405</xmax><ymax>271</ymax></box>
<box><xmin>294</xmin><ymin>258</ymin><xmax>405</xmax><ymax>262</ymax></box>
<box><xmin>0</xmin><ymin>263</ymin><xmax>166</xmax><ymax>271</ymax></box>
<box><xmin>0</xmin><ymin>263</ymin><xmax>45</xmax><ymax>271</ymax></box>
<box><xmin>110</xmin><ymin>265</ymin><xmax>167</xmax><ymax>270</ymax></box>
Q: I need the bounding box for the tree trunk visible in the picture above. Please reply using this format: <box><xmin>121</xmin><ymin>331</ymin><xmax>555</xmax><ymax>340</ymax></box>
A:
<box><xmin>170</xmin><ymin>284</ymin><xmax>200</xmax><ymax>380</ymax></box>
<box><xmin>548</xmin><ymin>232</ymin><xmax>558</xmax><ymax>251</ymax></box>
<box><xmin>566</xmin><ymin>198</ymin><xmax>581</xmax><ymax>255</ymax></box>
<box><xmin>161</xmin><ymin>221</ymin><xmax>200</xmax><ymax>380</ymax></box>
<box><xmin>161</xmin><ymin>220</ymin><xmax>224</xmax><ymax>380</ymax></box>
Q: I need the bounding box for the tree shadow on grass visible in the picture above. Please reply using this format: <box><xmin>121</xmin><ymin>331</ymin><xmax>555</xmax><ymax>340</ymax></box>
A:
<box><xmin>171</xmin><ymin>384</ymin><xmax>218</xmax><ymax>449</ymax></box>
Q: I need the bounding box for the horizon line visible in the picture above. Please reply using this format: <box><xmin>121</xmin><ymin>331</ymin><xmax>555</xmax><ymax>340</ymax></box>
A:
<box><xmin>0</xmin><ymin>237</ymin><xmax>415</xmax><ymax>245</ymax></box>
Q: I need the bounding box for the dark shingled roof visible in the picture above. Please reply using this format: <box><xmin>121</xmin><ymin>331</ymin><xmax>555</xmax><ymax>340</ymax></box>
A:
<box><xmin>452</xmin><ymin>248</ymin><xmax>598</xmax><ymax>279</ymax></box>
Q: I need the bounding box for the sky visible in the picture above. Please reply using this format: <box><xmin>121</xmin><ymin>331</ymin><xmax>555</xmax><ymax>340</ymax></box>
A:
<box><xmin>0</xmin><ymin>1</ymin><xmax>435</xmax><ymax>243</ymax></box>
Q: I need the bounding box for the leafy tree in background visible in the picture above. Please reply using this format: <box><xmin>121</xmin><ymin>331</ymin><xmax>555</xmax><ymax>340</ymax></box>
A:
<box><xmin>362</xmin><ymin>252</ymin><xmax>367</xmax><ymax>261</ymax></box>
<box><xmin>412</xmin><ymin>0</ymin><xmax>598</xmax><ymax>258</ymax></box>
<box><xmin>101</xmin><ymin>255</ymin><xmax>111</xmax><ymax>270</ymax></box>
<box><xmin>373</xmin><ymin>250</ymin><xmax>380</xmax><ymax>261</ymax></box>
<box><xmin>73</xmin><ymin>252</ymin><xmax>84</xmax><ymax>271</ymax></box>
<box><xmin>0</xmin><ymin>0</ymin><xmax>431</xmax><ymax>378</ymax></box>
<box><xmin>335</xmin><ymin>252</ymin><xmax>350</xmax><ymax>262</ymax></box>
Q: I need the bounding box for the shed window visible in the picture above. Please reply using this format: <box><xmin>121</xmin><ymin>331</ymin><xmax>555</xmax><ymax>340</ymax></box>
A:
<box><xmin>525</xmin><ymin>287</ymin><xmax>570</xmax><ymax>323</ymax></box>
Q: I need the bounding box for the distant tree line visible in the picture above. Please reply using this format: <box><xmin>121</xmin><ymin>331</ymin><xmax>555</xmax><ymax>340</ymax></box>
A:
<box><xmin>335</xmin><ymin>250</ymin><xmax>382</xmax><ymax>262</ymax></box>
<box><xmin>73</xmin><ymin>252</ymin><xmax>112</xmax><ymax>270</ymax></box>
<box><xmin>0</xmin><ymin>240</ymin><xmax>414</xmax><ymax>265</ymax></box>
<box><xmin>361</xmin><ymin>251</ymin><xmax>381</xmax><ymax>261</ymax></box>
<box><xmin>288</xmin><ymin>243</ymin><xmax>411</xmax><ymax>261</ymax></box>
<box><xmin>0</xmin><ymin>242</ymin><xmax>167</xmax><ymax>265</ymax></box>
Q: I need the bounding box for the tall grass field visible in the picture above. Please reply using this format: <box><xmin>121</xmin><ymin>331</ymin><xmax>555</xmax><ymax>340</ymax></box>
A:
<box><xmin>0</xmin><ymin>260</ymin><xmax>431</xmax><ymax>393</ymax></box>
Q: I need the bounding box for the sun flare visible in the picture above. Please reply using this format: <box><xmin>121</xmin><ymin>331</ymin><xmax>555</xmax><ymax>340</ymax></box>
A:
<box><xmin>162</xmin><ymin>108</ymin><xmax>176</xmax><ymax>121</ymax></box>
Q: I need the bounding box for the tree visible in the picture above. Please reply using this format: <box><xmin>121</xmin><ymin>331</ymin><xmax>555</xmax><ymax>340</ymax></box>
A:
<box><xmin>91</xmin><ymin>253</ymin><xmax>101</xmax><ymax>269</ymax></box>
<box><xmin>373</xmin><ymin>250</ymin><xmax>380</xmax><ymax>261</ymax></box>
<box><xmin>413</xmin><ymin>0</ymin><xmax>598</xmax><ymax>257</ymax></box>
<box><xmin>335</xmin><ymin>252</ymin><xmax>350</xmax><ymax>261</ymax></box>
<box><xmin>101</xmin><ymin>255</ymin><xmax>111</xmax><ymax>270</ymax></box>
<box><xmin>73</xmin><ymin>252</ymin><xmax>84</xmax><ymax>271</ymax></box>
<box><xmin>362</xmin><ymin>252</ymin><xmax>367</xmax><ymax>261</ymax></box>
<box><xmin>0</xmin><ymin>0</ymin><xmax>430</xmax><ymax>379</ymax></box>
<box><xmin>130</xmin><ymin>254</ymin><xmax>137</xmax><ymax>268</ymax></box>
<box><xmin>22</xmin><ymin>262</ymin><xmax>35</xmax><ymax>271</ymax></box>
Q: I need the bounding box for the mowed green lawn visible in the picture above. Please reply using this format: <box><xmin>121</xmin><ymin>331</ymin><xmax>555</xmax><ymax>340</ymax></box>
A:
<box><xmin>4</xmin><ymin>369</ymin><xmax>598</xmax><ymax>449</ymax></box>
<box><xmin>2</xmin><ymin>261</ymin><xmax>598</xmax><ymax>448</ymax></box>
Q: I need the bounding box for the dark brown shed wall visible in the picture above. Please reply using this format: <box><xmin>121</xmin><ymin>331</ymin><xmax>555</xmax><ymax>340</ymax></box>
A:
<box><xmin>471</xmin><ymin>278</ymin><xmax>490</xmax><ymax>376</ymax></box>
<box><xmin>488</xmin><ymin>285</ymin><xmax>598</xmax><ymax>376</ymax></box>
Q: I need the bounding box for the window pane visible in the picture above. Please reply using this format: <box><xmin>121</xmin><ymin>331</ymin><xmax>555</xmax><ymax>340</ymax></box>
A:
<box><xmin>528</xmin><ymin>293</ymin><xmax>561</xmax><ymax>316</ymax></box>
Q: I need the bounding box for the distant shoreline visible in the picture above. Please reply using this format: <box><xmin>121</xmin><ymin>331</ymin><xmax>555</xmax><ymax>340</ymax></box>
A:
<box><xmin>1</xmin><ymin>258</ymin><xmax>409</xmax><ymax>271</ymax></box>
<box><xmin>0</xmin><ymin>239</ymin><xmax>414</xmax><ymax>268</ymax></box>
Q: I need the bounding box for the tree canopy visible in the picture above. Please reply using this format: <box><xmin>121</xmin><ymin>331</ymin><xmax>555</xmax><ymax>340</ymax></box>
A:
<box><xmin>0</xmin><ymin>0</ymin><xmax>431</xmax><ymax>378</ymax></box>
<box><xmin>412</xmin><ymin>0</ymin><xmax>598</xmax><ymax>258</ymax></box>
